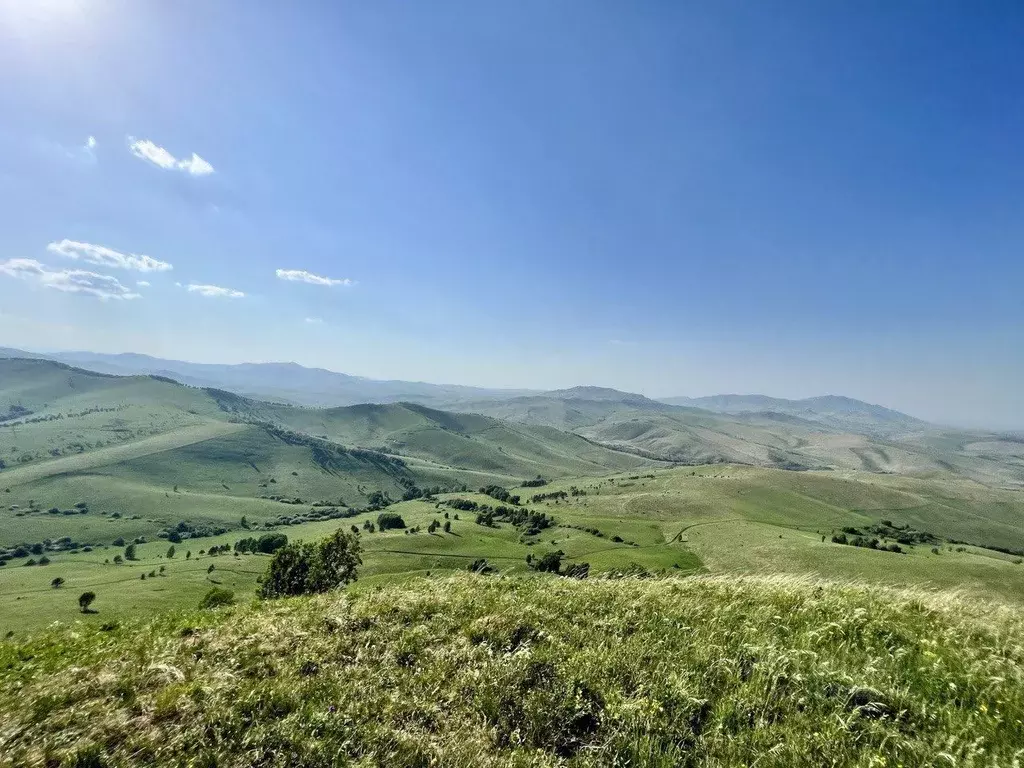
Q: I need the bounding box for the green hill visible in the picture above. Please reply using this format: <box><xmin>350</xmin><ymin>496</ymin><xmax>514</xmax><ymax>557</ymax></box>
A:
<box><xmin>5</xmin><ymin>573</ymin><xmax>1024</xmax><ymax>767</ymax></box>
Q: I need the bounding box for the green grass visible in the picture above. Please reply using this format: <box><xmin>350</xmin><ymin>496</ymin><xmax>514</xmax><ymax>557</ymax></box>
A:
<box><xmin>5</xmin><ymin>573</ymin><xmax>1024</xmax><ymax>767</ymax></box>
<box><xmin>5</xmin><ymin>464</ymin><xmax>1024</xmax><ymax>634</ymax></box>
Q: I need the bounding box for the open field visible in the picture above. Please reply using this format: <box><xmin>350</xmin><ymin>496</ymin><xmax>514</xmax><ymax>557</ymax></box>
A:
<box><xmin>4</xmin><ymin>464</ymin><xmax>1024</xmax><ymax>635</ymax></box>
<box><xmin>6</xmin><ymin>573</ymin><xmax>1024</xmax><ymax>767</ymax></box>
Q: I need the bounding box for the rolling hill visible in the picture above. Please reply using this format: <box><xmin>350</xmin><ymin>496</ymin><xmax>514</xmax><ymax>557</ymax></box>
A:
<box><xmin>457</xmin><ymin>388</ymin><xmax>1024</xmax><ymax>489</ymax></box>
<box><xmin>0</xmin><ymin>347</ymin><xmax>537</xmax><ymax>407</ymax></box>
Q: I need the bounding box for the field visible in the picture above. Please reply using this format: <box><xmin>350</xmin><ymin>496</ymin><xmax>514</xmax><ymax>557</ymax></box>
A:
<box><xmin>5</xmin><ymin>463</ymin><xmax>1024</xmax><ymax>635</ymax></box>
<box><xmin>6</xmin><ymin>573</ymin><xmax>1024</xmax><ymax>767</ymax></box>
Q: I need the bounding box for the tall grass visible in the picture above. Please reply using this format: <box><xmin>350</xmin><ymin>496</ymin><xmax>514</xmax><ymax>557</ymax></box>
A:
<box><xmin>3</xmin><ymin>573</ymin><xmax>1024</xmax><ymax>767</ymax></box>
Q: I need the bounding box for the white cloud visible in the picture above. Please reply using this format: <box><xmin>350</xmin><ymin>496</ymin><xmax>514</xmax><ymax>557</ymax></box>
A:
<box><xmin>47</xmin><ymin>239</ymin><xmax>172</xmax><ymax>273</ymax></box>
<box><xmin>86</xmin><ymin>136</ymin><xmax>97</xmax><ymax>150</ymax></box>
<box><xmin>0</xmin><ymin>259</ymin><xmax>140</xmax><ymax>301</ymax></box>
<box><xmin>275</xmin><ymin>268</ymin><xmax>353</xmax><ymax>287</ymax></box>
<box><xmin>187</xmin><ymin>283</ymin><xmax>244</xmax><ymax>298</ymax></box>
<box><xmin>136</xmin><ymin>280</ymin><xmax>150</xmax><ymax>287</ymax></box>
<box><xmin>304</xmin><ymin>317</ymin><xmax>324</xmax><ymax>324</ymax></box>
<box><xmin>128</xmin><ymin>137</ymin><xmax>215</xmax><ymax>176</ymax></box>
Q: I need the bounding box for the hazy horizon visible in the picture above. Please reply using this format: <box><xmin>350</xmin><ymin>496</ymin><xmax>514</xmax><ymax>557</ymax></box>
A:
<box><xmin>1</xmin><ymin>2</ymin><xmax>1020</xmax><ymax>431</ymax></box>
<box><xmin>3</xmin><ymin>340</ymin><xmax>1020</xmax><ymax>432</ymax></box>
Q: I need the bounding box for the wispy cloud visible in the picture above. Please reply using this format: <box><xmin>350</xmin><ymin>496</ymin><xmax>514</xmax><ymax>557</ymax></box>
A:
<box><xmin>128</xmin><ymin>137</ymin><xmax>214</xmax><ymax>176</ymax></box>
<box><xmin>136</xmin><ymin>280</ymin><xmax>150</xmax><ymax>287</ymax></box>
<box><xmin>86</xmin><ymin>136</ymin><xmax>97</xmax><ymax>150</ymax></box>
<box><xmin>304</xmin><ymin>317</ymin><xmax>324</xmax><ymax>324</ymax></box>
<box><xmin>609</xmin><ymin>339</ymin><xmax>637</xmax><ymax>346</ymax></box>
<box><xmin>47</xmin><ymin>239</ymin><xmax>172</xmax><ymax>273</ymax></box>
<box><xmin>187</xmin><ymin>283</ymin><xmax>244</xmax><ymax>298</ymax></box>
<box><xmin>0</xmin><ymin>259</ymin><xmax>140</xmax><ymax>301</ymax></box>
<box><xmin>276</xmin><ymin>268</ymin><xmax>353</xmax><ymax>287</ymax></box>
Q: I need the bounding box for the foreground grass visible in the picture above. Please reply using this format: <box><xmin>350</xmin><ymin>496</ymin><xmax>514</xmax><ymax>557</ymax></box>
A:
<box><xmin>4</xmin><ymin>574</ymin><xmax>1024</xmax><ymax>766</ymax></box>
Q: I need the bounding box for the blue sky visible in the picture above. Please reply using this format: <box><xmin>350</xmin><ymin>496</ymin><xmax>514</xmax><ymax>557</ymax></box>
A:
<box><xmin>0</xmin><ymin>1</ymin><xmax>1021</xmax><ymax>428</ymax></box>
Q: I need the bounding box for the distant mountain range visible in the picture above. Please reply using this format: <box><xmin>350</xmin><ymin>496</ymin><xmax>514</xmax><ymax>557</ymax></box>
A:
<box><xmin>1</xmin><ymin>350</ymin><xmax>1022</xmax><ymax>489</ymax></box>
<box><xmin>0</xmin><ymin>347</ymin><xmax>534</xmax><ymax>408</ymax></box>
<box><xmin>0</xmin><ymin>347</ymin><xmax>925</xmax><ymax>430</ymax></box>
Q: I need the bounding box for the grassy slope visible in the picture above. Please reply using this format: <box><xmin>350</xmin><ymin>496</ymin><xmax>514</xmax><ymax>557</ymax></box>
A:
<box><xmin>6</xmin><ymin>464</ymin><xmax>1024</xmax><ymax>636</ymax></box>
<box><xmin>4</xmin><ymin>574</ymin><xmax>1024</xmax><ymax>767</ymax></box>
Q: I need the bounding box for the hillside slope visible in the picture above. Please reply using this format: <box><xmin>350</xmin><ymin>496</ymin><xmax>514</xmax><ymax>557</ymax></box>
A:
<box><xmin>0</xmin><ymin>347</ymin><xmax>537</xmax><ymax>407</ymax></box>
<box><xmin>4</xmin><ymin>574</ymin><xmax>1024</xmax><ymax>767</ymax></box>
<box><xmin>456</xmin><ymin>389</ymin><xmax>1024</xmax><ymax>488</ymax></box>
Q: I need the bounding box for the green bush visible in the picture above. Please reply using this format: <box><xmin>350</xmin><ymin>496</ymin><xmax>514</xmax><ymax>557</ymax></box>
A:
<box><xmin>199</xmin><ymin>587</ymin><xmax>236</xmax><ymax>609</ymax></box>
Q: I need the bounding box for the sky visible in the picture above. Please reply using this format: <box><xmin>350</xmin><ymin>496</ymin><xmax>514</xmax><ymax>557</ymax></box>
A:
<box><xmin>0</xmin><ymin>1</ymin><xmax>1021</xmax><ymax>429</ymax></box>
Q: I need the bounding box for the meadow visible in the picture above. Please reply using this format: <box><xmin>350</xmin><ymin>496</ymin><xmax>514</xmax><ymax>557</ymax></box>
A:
<box><xmin>5</xmin><ymin>573</ymin><xmax>1024</xmax><ymax>767</ymax></box>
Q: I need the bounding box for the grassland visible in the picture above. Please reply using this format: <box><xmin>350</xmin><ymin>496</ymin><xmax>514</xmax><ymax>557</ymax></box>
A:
<box><xmin>5</xmin><ymin>464</ymin><xmax>1024</xmax><ymax>636</ymax></box>
<box><xmin>5</xmin><ymin>573</ymin><xmax>1024</xmax><ymax>767</ymax></box>
<box><xmin>3</xmin><ymin>357</ymin><xmax>1024</xmax><ymax>636</ymax></box>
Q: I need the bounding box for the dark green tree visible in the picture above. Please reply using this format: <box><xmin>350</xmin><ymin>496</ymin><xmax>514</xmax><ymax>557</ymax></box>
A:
<box><xmin>260</xmin><ymin>531</ymin><xmax>361</xmax><ymax>598</ymax></box>
<box><xmin>78</xmin><ymin>591</ymin><xmax>96</xmax><ymax>612</ymax></box>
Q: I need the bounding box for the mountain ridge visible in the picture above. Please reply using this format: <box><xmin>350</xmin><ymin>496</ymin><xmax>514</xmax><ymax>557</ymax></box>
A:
<box><xmin>0</xmin><ymin>346</ymin><xmax>930</xmax><ymax>427</ymax></box>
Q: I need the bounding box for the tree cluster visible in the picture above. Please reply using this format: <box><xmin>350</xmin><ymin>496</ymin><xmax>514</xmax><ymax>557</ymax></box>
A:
<box><xmin>260</xmin><ymin>531</ymin><xmax>362</xmax><ymax>598</ymax></box>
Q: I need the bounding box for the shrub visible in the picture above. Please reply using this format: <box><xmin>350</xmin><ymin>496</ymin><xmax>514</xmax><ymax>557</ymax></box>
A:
<box><xmin>78</xmin><ymin>591</ymin><xmax>96</xmax><ymax>612</ymax></box>
<box><xmin>199</xmin><ymin>587</ymin><xmax>235</xmax><ymax>609</ymax></box>
<box><xmin>51</xmin><ymin>577</ymin><xmax>65</xmax><ymax>589</ymax></box>
<box><xmin>260</xmin><ymin>531</ymin><xmax>361</xmax><ymax>598</ymax></box>
<box><xmin>124</xmin><ymin>544</ymin><xmax>137</xmax><ymax>561</ymax></box>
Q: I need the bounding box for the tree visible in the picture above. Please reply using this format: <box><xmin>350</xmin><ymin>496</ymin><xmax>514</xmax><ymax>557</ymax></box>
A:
<box><xmin>533</xmin><ymin>551</ymin><xmax>563</xmax><ymax>574</ymax></box>
<box><xmin>124</xmin><ymin>544</ymin><xmax>137</xmax><ymax>561</ymax></box>
<box><xmin>255</xmin><ymin>533</ymin><xmax>288</xmax><ymax>554</ymax></box>
<box><xmin>113</xmin><ymin>554</ymin><xmax>123</xmax><ymax>565</ymax></box>
<box><xmin>51</xmin><ymin>576</ymin><xmax>65</xmax><ymax>589</ymax></box>
<box><xmin>186</xmin><ymin>550</ymin><xmax>192</xmax><ymax>559</ymax></box>
<box><xmin>260</xmin><ymin>531</ymin><xmax>361</xmax><ymax>598</ymax></box>
<box><xmin>376</xmin><ymin>512</ymin><xmax>406</xmax><ymax>531</ymax></box>
<box><xmin>443</xmin><ymin>520</ymin><xmax>452</xmax><ymax>533</ymax></box>
<box><xmin>166</xmin><ymin>545</ymin><xmax>176</xmax><ymax>559</ymax></box>
<box><xmin>78</xmin><ymin>591</ymin><xmax>96</xmax><ymax>612</ymax></box>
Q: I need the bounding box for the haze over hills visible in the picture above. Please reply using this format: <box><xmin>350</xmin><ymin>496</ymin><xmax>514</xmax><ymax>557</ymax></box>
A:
<box><xmin>0</xmin><ymin>346</ymin><xmax>934</xmax><ymax>426</ymax></box>
<box><xmin>0</xmin><ymin>347</ymin><xmax>536</xmax><ymax>408</ymax></box>
<box><xmin>2</xmin><ymin>353</ymin><xmax>1022</xmax><ymax>489</ymax></box>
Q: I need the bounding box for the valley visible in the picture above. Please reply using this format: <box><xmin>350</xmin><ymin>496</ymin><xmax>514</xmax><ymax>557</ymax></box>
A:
<box><xmin>2</xmin><ymin>356</ymin><xmax>1023</xmax><ymax>636</ymax></box>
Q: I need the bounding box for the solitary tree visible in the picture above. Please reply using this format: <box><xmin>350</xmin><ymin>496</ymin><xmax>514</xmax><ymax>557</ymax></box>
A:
<box><xmin>51</xmin><ymin>576</ymin><xmax>65</xmax><ymax>589</ymax></box>
<box><xmin>124</xmin><ymin>544</ymin><xmax>137</xmax><ymax>561</ymax></box>
<box><xmin>78</xmin><ymin>591</ymin><xmax>96</xmax><ymax>612</ymax></box>
<box><xmin>166</xmin><ymin>545</ymin><xmax>176</xmax><ymax>559</ymax></box>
